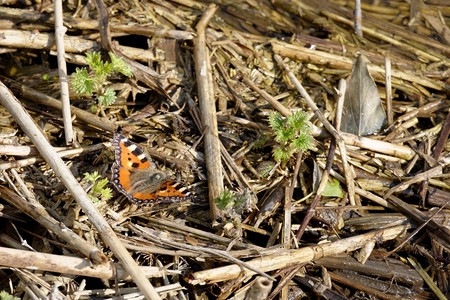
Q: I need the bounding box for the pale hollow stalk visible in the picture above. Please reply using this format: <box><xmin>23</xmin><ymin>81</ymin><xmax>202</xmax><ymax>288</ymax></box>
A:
<box><xmin>245</xmin><ymin>277</ymin><xmax>273</xmax><ymax>300</ymax></box>
<box><xmin>0</xmin><ymin>82</ymin><xmax>162</xmax><ymax>300</ymax></box>
<box><xmin>188</xmin><ymin>225</ymin><xmax>408</xmax><ymax>285</ymax></box>
<box><xmin>0</xmin><ymin>246</ymin><xmax>173</xmax><ymax>280</ymax></box>
<box><xmin>385</xmin><ymin>54</ymin><xmax>393</xmax><ymax>126</ymax></box>
<box><xmin>341</xmin><ymin>133</ymin><xmax>414</xmax><ymax>160</ymax></box>
<box><xmin>312</xmin><ymin>125</ymin><xmax>415</xmax><ymax>160</ymax></box>
<box><xmin>54</xmin><ymin>0</ymin><xmax>73</xmax><ymax>144</ymax></box>
<box><xmin>194</xmin><ymin>4</ymin><xmax>223</xmax><ymax>224</ymax></box>
<box><xmin>282</xmin><ymin>186</ymin><xmax>292</xmax><ymax>248</ymax></box>
<box><xmin>354</xmin><ymin>0</ymin><xmax>362</xmax><ymax>36</ymax></box>
<box><xmin>336</xmin><ymin>79</ymin><xmax>346</xmax><ymax>130</ymax></box>
<box><xmin>0</xmin><ymin>29</ymin><xmax>156</xmax><ymax>62</ymax></box>
<box><xmin>0</xmin><ymin>144</ymin><xmax>66</xmax><ymax>156</ymax></box>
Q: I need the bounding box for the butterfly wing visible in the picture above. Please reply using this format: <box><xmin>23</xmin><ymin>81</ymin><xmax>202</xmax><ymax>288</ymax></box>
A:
<box><xmin>111</xmin><ymin>133</ymin><xmax>192</xmax><ymax>205</ymax></box>
<box><xmin>111</xmin><ymin>166</ymin><xmax>159</xmax><ymax>204</ymax></box>
<box><xmin>155</xmin><ymin>181</ymin><xmax>192</xmax><ymax>203</ymax></box>
<box><xmin>113</xmin><ymin>133</ymin><xmax>153</xmax><ymax>170</ymax></box>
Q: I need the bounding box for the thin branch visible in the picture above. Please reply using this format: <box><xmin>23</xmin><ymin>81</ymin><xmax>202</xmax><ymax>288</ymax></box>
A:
<box><xmin>354</xmin><ymin>0</ymin><xmax>363</xmax><ymax>37</ymax></box>
<box><xmin>385</xmin><ymin>53</ymin><xmax>393</xmax><ymax>126</ymax></box>
<box><xmin>54</xmin><ymin>0</ymin><xmax>73</xmax><ymax>144</ymax></box>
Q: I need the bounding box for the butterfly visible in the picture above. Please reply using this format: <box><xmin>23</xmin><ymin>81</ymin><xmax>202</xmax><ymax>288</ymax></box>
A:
<box><xmin>111</xmin><ymin>132</ymin><xmax>191</xmax><ymax>205</ymax></box>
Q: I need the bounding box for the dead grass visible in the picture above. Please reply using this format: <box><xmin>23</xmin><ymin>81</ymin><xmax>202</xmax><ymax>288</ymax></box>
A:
<box><xmin>0</xmin><ymin>0</ymin><xmax>449</xmax><ymax>299</ymax></box>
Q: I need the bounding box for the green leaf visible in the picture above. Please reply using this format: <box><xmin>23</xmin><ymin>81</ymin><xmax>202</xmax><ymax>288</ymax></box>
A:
<box><xmin>85</xmin><ymin>51</ymin><xmax>113</xmax><ymax>78</ymax></box>
<box><xmin>90</xmin><ymin>104</ymin><xmax>98</xmax><ymax>113</ymax></box>
<box><xmin>101</xmin><ymin>187</ymin><xmax>113</xmax><ymax>200</ymax></box>
<box><xmin>109</xmin><ymin>52</ymin><xmax>133</xmax><ymax>77</ymax></box>
<box><xmin>273</xmin><ymin>148</ymin><xmax>290</xmax><ymax>162</ymax></box>
<box><xmin>258</xmin><ymin>163</ymin><xmax>274</xmax><ymax>177</ymax></box>
<box><xmin>289</xmin><ymin>111</ymin><xmax>308</xmax><ymax>130</ymax></box>
<box><xmin>98</xmin><ymin>88</ymin><xmax>116</xmax><ymax>105</ymax></box>
<box><xmin>85</xmin><ymin>51</ymin><xmax>103</xmax><ymax>70</ymax></box>
<box><xmin>97</xmin><ymin>178</ymin><xmax>109</xmax><ymax>189</ymax></box>
<box><xmin>72</xmin><ymin>67</ymin><xmax>94</xmax><ymax>95</ymax></box>
<box><xmin>214</xmin><ymin>190</ymin><xmax>236</xmax><ymax>210</ymax></box>
<box><xmin>292</xmin><ymin>134</ymin><xmax>312</xmax><ymax>151</ymax></box>
<box><xmin>322</xmin><ymin>178</ymin><xmax>344</xmax><ymax>198</ymax></box>
<box><xmin>98</xmin><ymin>61</ymin><xmax>114</xmax><ymax>78</ymax></box>
<box><xmin>268</xmin><ymin>112</ymin><xmax>284</xmax><ymax>131</ymax></box>
<box><xmin>84</xmin><ymin>171</ymin><xmax>100</xmax><ymax>183</ymax></box>
<box><xmin>88</xmin><ymin>194</ymin><xmax>100</xmax><ymax>203</ymax></box>
<box><xmin>275</xmin><ymin>127</ymin><xmax>294</xmax><ymax>143</ymax></box>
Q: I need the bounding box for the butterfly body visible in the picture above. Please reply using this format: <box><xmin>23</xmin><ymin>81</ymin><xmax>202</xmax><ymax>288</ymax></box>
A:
<box><xmin>111</xmin><ymin>133</ymin><xmax>191</xmax><ymax>205</ymax></box>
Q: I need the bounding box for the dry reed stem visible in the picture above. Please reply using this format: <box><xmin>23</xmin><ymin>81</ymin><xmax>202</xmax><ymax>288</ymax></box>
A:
<box><xmin>194</xmin><ymin>4</ymin><xmax>223</xmax><ymax>224</ymax></box>
<box><xmin>188</xmin><ymin>225</ymin><xmax>408</xmax><ymax>285</ymax></box>
<box><xmin>53</xmin><ymin>0</ymin><xmax>73</xmax><ymax>144</ymax></box>
<box><xmin>0</xmin><ymin>29</ymin><xmax>156</xmax><ymax>62</ymax></box>
<box><xmin>0</xmin><ymin>246</ymin><xmax>173</xmax><ymax>280</ymax></box>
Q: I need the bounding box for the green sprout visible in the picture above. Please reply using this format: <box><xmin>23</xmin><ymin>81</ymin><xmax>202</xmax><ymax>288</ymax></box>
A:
<box><xmin>42</xmin><ymin>74</ymin><xmax>57</xmax><ymax>82</ymax></box>
<box><xmin>322</xmin><ymin>178</ymin><xmax>344</xmax><ymax>198</ymax></box>
<box><xmin>71</xmin><ymin>51</ymin><xmax>132</xmax><ymax>106</ymax></box>
<box><xmin>269</xmin><ymin>111</ymin><xmax>313</xmax><ymax>163</ymax></box>
<box><xmin>214</xmin><ymin>189</ymin><xmax>246</xmax><ymax>212</ymax></box>
<box><xmin>83</xmin><ymin>171</ymin><xmax>113</xmax><ymax>203</ymax></box>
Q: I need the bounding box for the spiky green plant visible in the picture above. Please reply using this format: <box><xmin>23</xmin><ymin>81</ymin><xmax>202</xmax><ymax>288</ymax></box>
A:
<box><xmin>83</xmin><ymin>171</ymin><xmax>113</xmax><ymax>203</ymax></box>
<box><xmin>269</xmin><ymin>111</ymin><xmax>313</xmax><ymax>162</ymax></box>
<box><xmin>71</xmin><ymin>51</ymin><xmax>132</xmax><ymax>106</ymax></box>
<box><xmin>215</xmin><ymin>189</ymin><xmax>244</xmax><ymax>211</ymax></box>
